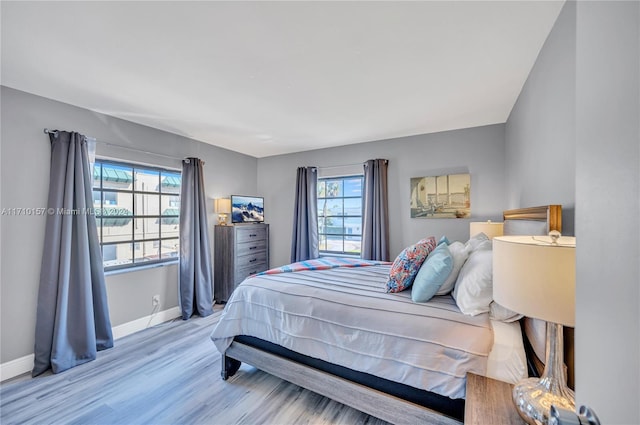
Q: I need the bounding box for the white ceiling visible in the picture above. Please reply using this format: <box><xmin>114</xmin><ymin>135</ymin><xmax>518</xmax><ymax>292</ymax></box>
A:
<box><xmin>1</xmin><ymin>1</ymin><xmax>564</xmax><ymax>158</ymax></box>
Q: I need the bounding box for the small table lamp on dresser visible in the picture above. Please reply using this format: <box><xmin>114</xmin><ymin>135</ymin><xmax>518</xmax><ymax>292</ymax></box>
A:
<box><xmin>214</xmin><ymin>198</ymin><xmax>231</xmax><ymax>226</ymax></box>
<box><xmin>492</xmin><ymin>232</ymin><xmax>576</xmax><ymax>425</ymax></box>
<box><xmin>469</xmin><ymin>220</ymin><xmax>504</xmax><ymax>239</ymax></box>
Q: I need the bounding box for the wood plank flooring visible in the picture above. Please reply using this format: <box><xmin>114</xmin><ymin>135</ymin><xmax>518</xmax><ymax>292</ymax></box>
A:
<box><xmin>0</xmin><ymin>308</ymin><xmax>388</xmax><ymax>425</ymax></box>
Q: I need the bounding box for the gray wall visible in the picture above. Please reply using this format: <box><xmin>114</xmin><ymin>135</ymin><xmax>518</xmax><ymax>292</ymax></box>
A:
<box><xmin>257</xmin><ymin>124</ymin><xmax>506</xmax><ymax>268</ymax></box>
<box><xmin>506</xmin><ymin>1</ymin><xmax>640</xmax><ymax>422</ymax></box>
<box><xmin>0</xmin><ymin>86</ymin><xmax>258</xmax><ymax>363</ymax></box>
<box><xmin>575</xmin><ymin>1</ymin><xmax>639</xmax><ymax>423</ymax></box>
<box><xmin>505</xmin><ymin>1</ymin><xmax>576</xmax><ymax>236</ymax></box>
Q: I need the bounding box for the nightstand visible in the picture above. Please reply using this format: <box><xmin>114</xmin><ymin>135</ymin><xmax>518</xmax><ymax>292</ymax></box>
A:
<box><xmin>464</xmin><ymin>373</ymin><xmax>526</xmax><ymax>424</ymax></box>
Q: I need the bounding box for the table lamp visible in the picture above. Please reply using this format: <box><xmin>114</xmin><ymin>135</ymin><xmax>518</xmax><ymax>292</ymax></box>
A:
<box><xmin>214</xmin><ymin>198</ymin><xmax>231</xmax><ymax>226</ymax></box>
<box><xmin>492</xmin><ymin>232</ymin><xmax>576</xmax><ymax>425</ymax></box>
<box><xmin>469</xmin><ymin>220</ymin><xmax>504</xmax><ymax>239</ymax></box>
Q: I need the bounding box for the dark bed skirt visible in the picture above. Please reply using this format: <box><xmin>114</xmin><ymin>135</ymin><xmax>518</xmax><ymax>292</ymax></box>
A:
<box><xmin>232</xmin><ymin>335</ymin><xmax>465</xmax><ymax>421</ymax></box>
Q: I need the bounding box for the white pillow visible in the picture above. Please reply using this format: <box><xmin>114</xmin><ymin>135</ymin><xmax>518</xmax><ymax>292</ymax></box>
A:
<box><xmin>453</xmin><ymin>249</ymin><xmax>493</xmax><ymax>315</ymax></box>
<box><xmin>466</xmin><ymin>232</ymin><xmax>492</xmax><ymax>252</ymax></box>
<box><xmin>489</xmin><ymin>301</ymin><xmax>523</xmax><ymax>322</ymax></box>
<box><xmin>436</xmin><ymin>241</ymin><xmax>470</xmax><ymax>295</ymax></box>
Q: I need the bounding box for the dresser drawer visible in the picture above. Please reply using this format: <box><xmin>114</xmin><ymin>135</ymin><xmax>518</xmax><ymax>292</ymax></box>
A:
<box><xmin>234</xmin><ymin>261</ymin><xmax>268</xmax><ymax>284</ymax></box>
<box><xmin>235</xmin><ymin>250</ymin><xmax>268</xmax><ymax>269</ymax></box>
<box><xmin>236</xmin><ymin>240</ymin><xmax>267</xmax><ymax>257</ymax></box>
<box><xmin>235</xmin><ymin>226</ymin><xmax>268</xmax><ymax>243</ymax></box>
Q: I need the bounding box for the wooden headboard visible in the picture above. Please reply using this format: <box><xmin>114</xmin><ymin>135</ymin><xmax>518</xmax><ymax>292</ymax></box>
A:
<box><xmin>501</xmin><ymin>205</ymin><xmax>574</xmax><ymax>389</ymax></box>
<box><xmin>503</xmin><ymin>205</ymin><xmax>562</xmax><ymax>234</ymax></box>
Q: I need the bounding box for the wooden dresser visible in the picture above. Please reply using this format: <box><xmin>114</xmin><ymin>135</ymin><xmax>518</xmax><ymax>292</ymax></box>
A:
<box><xmin>214</xmin><ymin>223</ymin><xmax>269</xmax><ymax>303</ymax></box>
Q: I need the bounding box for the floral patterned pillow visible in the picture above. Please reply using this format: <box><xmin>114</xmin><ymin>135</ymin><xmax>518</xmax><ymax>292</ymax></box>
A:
<box><xmin>386</xmin><ymin>236</ymin><xmax>437</xmax><ymax>293</ymax></box>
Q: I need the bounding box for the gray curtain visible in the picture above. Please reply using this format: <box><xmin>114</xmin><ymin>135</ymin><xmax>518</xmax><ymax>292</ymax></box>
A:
<box><xmin>362</xmin><ymin>159</ymin><xmax>390</xmax><ymax>261</ymax></box>
<box><xmin>33</xmin><ymin>131</ymin><xmax>113</xmax><ymax>377</ymax></box>
<box><xmin>179</xmin><ymin>158</ymin><xmax>213</xmax><ymax>319</ymax></box>
<box><xmin>291</xmin><ymin>166</ymin><xmax>319</xmax><ymax>262</ymax></box>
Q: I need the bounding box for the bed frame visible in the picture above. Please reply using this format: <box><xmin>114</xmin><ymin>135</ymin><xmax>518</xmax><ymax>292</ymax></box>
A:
<box><xmin>220</xmin><ymin>205</ymin><xmax>564</xmax><ymax>425</ymax></box>
<box><xmin>503</xmin><ymin>205</ymin><xmax>561</xmax><ymax>231</ymax></box>
<box><xmin>223</xmin><ymin>341</ymin><xmax>459</xmax><ymax>425</ymax></box>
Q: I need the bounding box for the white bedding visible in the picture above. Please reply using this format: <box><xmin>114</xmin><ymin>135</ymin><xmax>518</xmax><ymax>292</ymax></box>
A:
<box><xmin>210</xmin><ymin>263</ymin><xmax>519</xmax><ymax>399</ymax></box>
<box><xmin>487</xmin><ymin>319</ymin><xmax>527</xmax><ymax>384</ymax></box>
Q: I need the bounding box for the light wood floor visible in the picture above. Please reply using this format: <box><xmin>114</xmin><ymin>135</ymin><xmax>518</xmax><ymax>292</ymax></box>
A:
<box><xmin>0</xmin><ymin>307</ymin><xmax>388</xmax><ymax>425</ymax></box>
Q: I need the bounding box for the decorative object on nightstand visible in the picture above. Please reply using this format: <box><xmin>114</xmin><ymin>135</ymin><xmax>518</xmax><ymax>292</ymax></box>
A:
<box><xmin>469</xmin><ymin>220</ymin><xmax>504</xmax><ymax>239</ymax></box>
<box><xmin>492</xmin><ymin>232</ymin><xmax>576</xmax><ymax>425</ymax></box>
<box><xmin>214</xmin><ymin>198</ymin><xmax>231</xmax><ymax>226</ymax></box>
<box><xmin>550</xmin><ymin>405</ymin><xmax>601</xmax><ymax>425</ymax></box>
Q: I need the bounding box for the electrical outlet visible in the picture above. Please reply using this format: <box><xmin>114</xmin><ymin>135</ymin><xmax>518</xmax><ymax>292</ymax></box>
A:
<box><xmin>152</xmin><ymin>294</ymin><xmax>160</xmax><ymax>307</ymax></box>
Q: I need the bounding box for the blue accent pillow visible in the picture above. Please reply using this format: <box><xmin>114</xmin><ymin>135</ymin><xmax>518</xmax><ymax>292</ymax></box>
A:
<box><xmin>411</xmin><ymin>243</ymin><xmax>454</xmax><ymax>303</ymax></box>
<box><xmin>438</xmin><ymin>235</ymin><xmax>450</xmax><ymax>246</ymax></box>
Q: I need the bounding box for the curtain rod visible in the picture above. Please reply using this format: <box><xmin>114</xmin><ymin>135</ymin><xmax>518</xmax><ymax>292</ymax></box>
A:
<box><xmin>318</xmin><ymin>159</ymin><xmax>387</xmax><ymax>170</ymax></box>
<box><xmin>318</xmin><ymin>162</ymin><xmax>364</xmax><ymax>170</ymax></box>
<box><xmin>44</xmin><ymin>128</ymin><xmax>191</xmax><ymax>162</ymax></box>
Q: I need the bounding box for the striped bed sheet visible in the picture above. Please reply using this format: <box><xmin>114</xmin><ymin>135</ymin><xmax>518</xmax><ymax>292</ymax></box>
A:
<box><xmin>210</xmin><ymin>263</ymin><xmax>493</xmax><ymax>399</ymax></box>
<box><xmin>254</xmin><ymin>257</ymin><xmax>392</xmax><ymax>275</ymax></box>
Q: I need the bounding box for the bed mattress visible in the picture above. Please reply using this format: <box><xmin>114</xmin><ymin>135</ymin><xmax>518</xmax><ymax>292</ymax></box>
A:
<box><xmin>211</xmin><ymin>262</ymin><xmax>497</xmax><ymax>399</ymax></box>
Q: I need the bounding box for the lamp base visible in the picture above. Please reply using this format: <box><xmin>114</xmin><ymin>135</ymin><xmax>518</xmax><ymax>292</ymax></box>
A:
<box><xmin>513</xmin><ymin>322</ymin><xmax>574</xmax><ymax>425</ymax></box>
<box><xmin>217</xmin><ymin>214</ymin><xmax>228</xmax><ymax>226</ymax></box>
<box><xmin>513</xmin><ymin>377</ymin><xmax>575</xmax><ymax>425</ymax></box>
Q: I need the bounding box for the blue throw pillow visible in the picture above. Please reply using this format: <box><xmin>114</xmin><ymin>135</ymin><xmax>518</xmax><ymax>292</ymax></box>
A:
<box><xmin>438</xmin><ymin>235</ymin><xmax>450</xmax><ymax>246</ymax></box>
<box><xmin>411</xmin><ymin>243</ymin><xmax>454</xmax><ymax>303</ymax></box>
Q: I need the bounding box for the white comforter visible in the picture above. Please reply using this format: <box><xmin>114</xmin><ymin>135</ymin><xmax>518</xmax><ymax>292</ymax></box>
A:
<box><xmin>210</xmin><ymin>264</ymin><xmax>493</xmax><ymax>399</ymax></box>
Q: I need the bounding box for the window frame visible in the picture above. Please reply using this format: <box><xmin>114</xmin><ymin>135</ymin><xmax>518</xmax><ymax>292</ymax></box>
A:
<box><xmin>317</xmin><ymin>174</ymin><xmax>364</xmax><ymax>256</ymax></box>
<box><xmin>93</xmin><ymin>159</ymin><xmax>181</xmax><ymax>272</ymax></box>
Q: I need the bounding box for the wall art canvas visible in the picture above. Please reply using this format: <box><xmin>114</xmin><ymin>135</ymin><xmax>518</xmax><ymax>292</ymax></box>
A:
<box><xmin>410</xmin><ymin>173</ymin><xmax>470</xmax><ymax>219</ymax></box>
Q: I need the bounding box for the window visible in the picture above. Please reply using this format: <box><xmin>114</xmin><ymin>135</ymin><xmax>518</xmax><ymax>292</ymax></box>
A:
<box><xmin>93</xmin><ymin>159</ymin><xmax>181</xmax><ymax>271</ymax></box>
<box><xmin>317</xmin><ymin>175</ymin><xmax>363</xmax><ymax>255</ymax></box>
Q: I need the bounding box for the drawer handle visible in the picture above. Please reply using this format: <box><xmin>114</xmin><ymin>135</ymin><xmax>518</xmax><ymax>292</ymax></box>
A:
<box><xmin>249</xmin><ymin>258</ymin><xmax>257</xmax><ymax>263</ymax></box>
<box><xmin>249</xmin><ymin>234</ymin><xmax>257</xmax><ymax>237</ymax></box>
<box><xmin>249</xmin><ymin>246</ymin><xmax>257</xmax><ymax>250</ymax></box>
<box><xmin>249</xmin><ymin>271</ymin><xmax>257</xmax><ymax>275</ymax></box>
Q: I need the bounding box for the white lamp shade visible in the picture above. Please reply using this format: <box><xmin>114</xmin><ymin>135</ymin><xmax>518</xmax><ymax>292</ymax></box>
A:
<box><xmin>214</xmin><ymin>198</ymin><xmax>231</xmax><ymax>214</ymax></box>
<box><xmin>493</xmin><ymin>235</ymin><xmax>576</xmax><ymax>327</ymax></box>
<box><xmin>469</xmin><ymin>221</ymin><xmax>504</xmax><ymax>239</ymax></box>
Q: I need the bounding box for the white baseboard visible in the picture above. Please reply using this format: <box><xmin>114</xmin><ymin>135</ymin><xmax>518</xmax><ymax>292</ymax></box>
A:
<box><xmin>0</xmin><ymin>306</ymin><xmax>182</xmax><ymax>382</ymax></box>
<box><xmin>0</xmin><ymin>354</ymin><xmax>35</xmax><ymax>382</ymax></box>
<box><xmin>111</xmin><ymin>306</ymin><xmax>182</xmax><ymax>339</ymax></box>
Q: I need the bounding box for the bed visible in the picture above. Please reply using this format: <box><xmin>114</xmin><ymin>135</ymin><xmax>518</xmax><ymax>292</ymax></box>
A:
<box><xmin>210</xmin><ymin>205</ymin><xmax>562</xmax><ymax>424</ymax></box>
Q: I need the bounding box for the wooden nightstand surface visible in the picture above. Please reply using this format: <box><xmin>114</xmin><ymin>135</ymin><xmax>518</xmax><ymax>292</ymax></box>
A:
<box><xmin>465</xmin><ymin>373</ymin><xmax>526</xmax><ymax>425</ymax></box>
